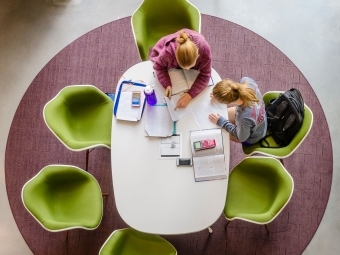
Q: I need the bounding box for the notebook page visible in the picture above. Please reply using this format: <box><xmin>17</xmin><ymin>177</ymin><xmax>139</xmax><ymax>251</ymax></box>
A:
<box><xmin>164</xmin><ymin>94</ymin><xmax>191</xmax><ymax>121</ymax></box>
<box><xmin>145</xmin><ymin>104</ymin><xmax>173</xmax><ymax>137</ymax></box>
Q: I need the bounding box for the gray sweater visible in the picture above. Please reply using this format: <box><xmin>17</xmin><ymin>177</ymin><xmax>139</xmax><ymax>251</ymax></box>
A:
<box><xmin>216</xmin><ymin>77</ymin><xmax>267</xmax><ymax>144</ymax></box>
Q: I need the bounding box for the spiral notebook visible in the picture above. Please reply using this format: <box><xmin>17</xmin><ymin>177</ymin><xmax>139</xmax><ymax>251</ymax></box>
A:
<box><xmin>144</xmin><ymin>104</ymin><xmax>176</xmax><ymax>137</ymax></box>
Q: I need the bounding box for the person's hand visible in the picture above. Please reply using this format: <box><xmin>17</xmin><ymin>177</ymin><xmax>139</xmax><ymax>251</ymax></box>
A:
<box><xmin>209</xmin><ymin>113</ymin><xmax>220</xmax><ymax>124</ymax></box>
<box><xmin>165</xmin><ymin>86</ymin><xmax>172</xmax><ymax>99</ymax></box>
<box><xmin>174</xmin><ymin>93</ymin><xmax>192</xmax><ymax>110</ymax></box>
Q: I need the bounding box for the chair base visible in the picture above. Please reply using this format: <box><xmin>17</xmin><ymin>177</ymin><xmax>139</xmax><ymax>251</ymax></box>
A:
<box><xmin>225</xmin><ymin>220</ymin><xmax>270</xmax><ymax>235</ymax></box>
<box><xmin>85</xmin><ymin>149</ymin><xmax>89</xmax><ymax>171</ymax></box>
<box><xmin>85</xmin><ymin>148</ymin><xmax>96</xmax><ymax>171</ymax></box>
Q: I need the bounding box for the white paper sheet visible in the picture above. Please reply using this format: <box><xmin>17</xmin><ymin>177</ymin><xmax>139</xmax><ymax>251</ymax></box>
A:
<box><xmin>164</xmin><ymin>94</ymin><xmax>191</xmax><ymax>121</ymax></box>
<box><xmin>116</xmin><ymin>92</ymin><xmax>141</xmax><ymax>121</ymax></box>
<box><xmin>190</xmin><ymin>99</ymin><xmax>227</xmax><ymax>129</ymax></box>
<box><xmin>159</xmin><ymin>133</ymin><xmax>182</xmax><ymax>159</ymax></box>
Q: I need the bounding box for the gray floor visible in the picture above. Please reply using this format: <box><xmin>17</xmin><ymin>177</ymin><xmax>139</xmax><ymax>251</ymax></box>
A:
<box><xmin>0</xmin><ymin>0</ymin><xmax>339</xmax><ymax>254</ymax></box>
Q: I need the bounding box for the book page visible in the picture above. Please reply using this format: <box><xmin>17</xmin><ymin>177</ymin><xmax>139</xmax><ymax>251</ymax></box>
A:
<box><xmin>145</xmin><ymin>104</ymin><xmax>173</xmax><ymax>137</ymax></box>
<box><xmin>190</xmin><ymin>128</ymin><xmax>224</xmax><ymax>158</ymax></box>
<box><xmin>164</xmin><ymin>94</ymin><xmax>191</xmax><ymax>121</ymax></box>
<box><xmin>190</xmin><ymin>129</ymin><xmax>227</xmax><ymax>182</ymax></box>
<box><xmin>168</xmin><ymin>68</ymin><xmax>213</xmax><ymax>95</ymax></box>
<box><xmin>168</xmin><ymin>68</ymin><xmax>189</xmax><ymax>95</ymax></box>
<box><xmin>183</xmin><ymin>69</ymin><xmax>199</xmax><ymax>87</ymax></box>
<box><xmin>193</xmin><ymin>154</ymin><xmax>226</xmax><ymax>181</ymax></box>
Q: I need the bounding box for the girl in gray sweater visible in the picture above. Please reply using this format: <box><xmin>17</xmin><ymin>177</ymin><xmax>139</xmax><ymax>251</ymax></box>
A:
<box><xmin>209</xmin><ymin>77</ymin><xmax>267</xmax><ymax>145</ymax></box>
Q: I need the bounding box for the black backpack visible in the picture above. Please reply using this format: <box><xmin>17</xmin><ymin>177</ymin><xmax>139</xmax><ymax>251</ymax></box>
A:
<box><xmin>260</xmin><ymin>88</ymin><xmax>304</xmax><ymax>148</ymax></box>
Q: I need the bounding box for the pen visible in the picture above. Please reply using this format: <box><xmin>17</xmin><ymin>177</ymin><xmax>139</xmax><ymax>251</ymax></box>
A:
<box><xmin>153</xmin><ymin>72</ymin><xmax>155</xmax><ymax>78</ymax></box>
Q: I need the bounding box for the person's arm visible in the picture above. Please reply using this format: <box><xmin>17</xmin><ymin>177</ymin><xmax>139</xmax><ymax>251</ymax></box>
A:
<box><xmin>153</xmin><ymin>54</ymin><xmax>172</xmax><ymax>90</ymax></box>
<box><xmin>216</xmin><ymin>115</ymin><xmax>254</xmax><ymax>142</ymax></box>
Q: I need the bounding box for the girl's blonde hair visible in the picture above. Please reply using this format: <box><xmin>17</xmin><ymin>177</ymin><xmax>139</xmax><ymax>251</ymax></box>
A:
<box><xmin>212</xmin><ymin>79</ymin><xmax>259</xmax><ymax>107</ymax></box>
<box><xmin>175</xmin><ymin>31</ymin><xmax>199</xmax><ymax>68</ymax></box>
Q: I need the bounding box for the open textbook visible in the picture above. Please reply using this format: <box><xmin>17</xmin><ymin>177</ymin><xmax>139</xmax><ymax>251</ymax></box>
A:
<box><xmin>190</xmin><ymin>128</ymin><xmax>227</xmax><ymax>182</ymax></box>
<box><xmin>168</xmin><ymin>68</ymin><xmax>214</xmax><ymax>95</ymax></box>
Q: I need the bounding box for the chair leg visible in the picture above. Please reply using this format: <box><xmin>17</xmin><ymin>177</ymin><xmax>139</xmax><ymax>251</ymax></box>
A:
<box><xmin>279</xmin><ymin>158</ymin><xmax>284</xmax><ymax>166</ymax></box>
<box><xmin>208</xmin><ymin>227</ymin><xmax>213</xmax><ymax>234</ymax></box>
<box><xmin>65</xmin><ymin>230</ymin><xmax>69</xmax><ymax>242</ymax></box>
<box><xmin>85</xmin><ymin>149</ymin><xmax>89</xmax><ymax>171</ymax></box>
<box><xmin>264</xmin><ymin>224</ymin><xmax>270</xmax><ymax>235</ymax></box>
<box><xmin>225</xmin><ymin>220</ymin><xmax>231</xmax><ymax>230</ymax></box>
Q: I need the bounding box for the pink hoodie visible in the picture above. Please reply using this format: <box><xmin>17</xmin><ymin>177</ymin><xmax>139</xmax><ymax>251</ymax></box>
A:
<box><xmin>149</xmin><ymin>29</ymin><xmax>212</xmax><ymax>98</ymax></box>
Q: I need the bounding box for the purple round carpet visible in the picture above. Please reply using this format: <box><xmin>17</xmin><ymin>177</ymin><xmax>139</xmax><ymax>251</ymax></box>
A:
<box><xmin>5</xmin><ymin>15</ymin><xmax>332</xmax><ymax>255</ymax></box>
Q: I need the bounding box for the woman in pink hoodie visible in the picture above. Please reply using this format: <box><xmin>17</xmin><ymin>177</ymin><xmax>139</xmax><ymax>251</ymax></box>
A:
<box><xmin>149</xmin><ymin>29</ymin><xmax>212</xmax><ymax>109</ymax></box>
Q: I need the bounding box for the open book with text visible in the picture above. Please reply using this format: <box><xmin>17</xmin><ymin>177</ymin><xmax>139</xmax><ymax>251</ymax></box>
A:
<box><xmin>168</xmin><ymin>68</ymin><xmax>213</xmax><ymax>95</ymax></box>
<box><xmin>190</xmin><ymin>128</ymin><xmax>227</xmax><ymax>182</ymax></box>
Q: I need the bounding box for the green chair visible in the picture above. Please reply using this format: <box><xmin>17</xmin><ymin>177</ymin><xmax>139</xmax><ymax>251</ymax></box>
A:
<box><xmin>242</xmin><ymin>91</ymin><xmax>313</xmax><ymax>164</ymax></box>
<box><xmin>21</xmin><ymin>165</ymin><xmax>103</xmax><ymax>235</ymax></box>
<box><xmin>99</xmin><ymin>228</ymin><xmax>177</xmax><ymax>255</ymax></box>
<box><xmin>131</xmin><ymin>0</ymin><xmax>201</xmax><ymax>61</ymax></box>
<box><xmin>43</xmin><ymin>85</ymin><xmax>113</xmax><ymax>170</ymax></box>
<box><xmin>224</xmin><ymin>156</ymin><xmax>294</xmax><ymax>235</ymax></box>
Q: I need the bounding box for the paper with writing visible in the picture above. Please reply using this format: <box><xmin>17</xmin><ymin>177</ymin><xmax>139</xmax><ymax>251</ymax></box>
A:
<box><xmin>190</xmin><ymin>99</ymin><xmax>227</xmax><ymax>128</ymax></box>
<box><xmin>116</xmin><ymin>92</ymin><xmax>141</xmax><ymax>121</ymax></box>
<box><xmin>145</xmin><ymin>104</ymin><xmax>173</xmax><ymax>137</ymax></box>
<box><xmin>164</xmin><ymin>94</ymin><xmax>191</xmax><ymax>121</ymax></box>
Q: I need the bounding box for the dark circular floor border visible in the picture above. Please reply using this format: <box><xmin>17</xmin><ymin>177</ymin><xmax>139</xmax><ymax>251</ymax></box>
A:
<box><xmin>5</xmin><ymin>15</ymin><xmax>332</xmax><ymax>255</ymax></box>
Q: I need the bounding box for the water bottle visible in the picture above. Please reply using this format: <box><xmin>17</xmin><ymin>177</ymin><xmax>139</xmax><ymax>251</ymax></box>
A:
<box><xmin>144</xmin><ymin>85</ymin><xmax>157</xmax><ymax>105</ymax></box>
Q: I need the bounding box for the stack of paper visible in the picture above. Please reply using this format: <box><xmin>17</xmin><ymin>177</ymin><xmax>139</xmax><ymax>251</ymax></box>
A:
<box><xmin>164</xmin><ymin>94</ymin><xmax>191</xmax><ymax>121</ymax></box>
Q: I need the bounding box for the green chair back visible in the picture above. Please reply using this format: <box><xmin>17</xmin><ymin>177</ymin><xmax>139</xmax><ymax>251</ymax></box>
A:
<box><xmin>131</xmin><ymin>0</ymin><xmax>201</xmax><ymax>61</ymax></box>
<box><xmin>99</xmin><ymin>228</ymin><xmax>177</xmax><ymax>255</ymax></box>
<box><xmin>243</xmin><ymin>91</ymin><xmax>313</xmax><ymax>158</ymax></box>
<box><xmin>22</xmin><ymin>165</ymin><xmax>103</xmax><ymax>231</ymax></box>
<box><xmin>43</xmin><ymin>85</ymin><xmax>113</xmax><ymax>151</ymax></box>
<box><xmin>224</xmin><ymin>156</ymin><xmax>294</xmax><ymax>224</ymax></box>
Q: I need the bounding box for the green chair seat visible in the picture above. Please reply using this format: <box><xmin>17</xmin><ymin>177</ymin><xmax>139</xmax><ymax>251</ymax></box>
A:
<box><xmin>99</xmin><ymin>228</ymin><xmax>177</xmax><ymax>255</ymax></box>
<box><xmin>22</xmin><ymin>165</ymin><xmax>103</xmax><ymax>231</ymax></box>
<box><xmin>43</xmin><ymin>85</ymin><xmax>113</xmax><ymax>151</ymax></box>
<box><xmin>242</xmin><ymin>91</ymin><xmax>313</xmax><ymax>159</ymax></box>
<box><xmin>131</xmin><ymin>0</ymin><xmax>201</xmax><ymax>61</ymax></box>
<box><xmin>224</xmin><ymin>156</ymin><xmax>294</xmax><ymax>225</ymax></box>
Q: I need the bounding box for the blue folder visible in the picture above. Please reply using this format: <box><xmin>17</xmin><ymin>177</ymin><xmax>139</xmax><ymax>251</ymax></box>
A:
<box><xmin>113</xmin><ymin>80</ymin><xmax>147</xmax><ymax>118</ymax></box>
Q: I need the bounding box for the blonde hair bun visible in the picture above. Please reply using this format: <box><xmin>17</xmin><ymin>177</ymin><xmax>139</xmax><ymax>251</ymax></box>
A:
<box><xmin>175</xmin><ymin>30</ymin><xmax>198</xmax><ymax>68</ymax></box>
<box><xmin>177</xmin><ymin>31</ymin><xmax>189</xmax><ymax>44</ymax></box>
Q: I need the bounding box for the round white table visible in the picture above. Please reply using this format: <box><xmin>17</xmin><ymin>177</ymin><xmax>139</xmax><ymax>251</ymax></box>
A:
<box><xmin>111</xmin><ymin>61</ymin><xmax>230</xmax><ymax>235</ymax></box>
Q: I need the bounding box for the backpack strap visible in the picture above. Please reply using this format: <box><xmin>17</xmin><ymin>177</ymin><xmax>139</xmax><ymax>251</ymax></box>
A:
<box><xmin>259</xmin><ymin>134</ymin><xmax>284</xmax><ymax>148</ymax></box>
